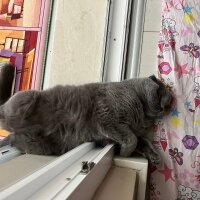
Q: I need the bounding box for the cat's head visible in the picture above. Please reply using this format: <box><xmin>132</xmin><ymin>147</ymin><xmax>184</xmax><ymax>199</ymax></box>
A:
<box><xmin>0</xmin><ymin>90</ymin><xmax>40</xmax><ymax>131</ymax></box>
<box><xmin>143</xmin><ymin>75</ymin><xmax>173</xmax><ymax>118</ymax></box>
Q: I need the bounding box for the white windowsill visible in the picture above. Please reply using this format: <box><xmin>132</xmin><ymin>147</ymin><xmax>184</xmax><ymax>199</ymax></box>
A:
<box><xmin>0</xmin><ymin>143</ymin><xmax>148</xmax><ymax>200</ymax></box>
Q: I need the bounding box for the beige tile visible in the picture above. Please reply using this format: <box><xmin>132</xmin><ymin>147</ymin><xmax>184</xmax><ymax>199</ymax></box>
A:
<box><xmin>139</xmin><ymin>32</ymin><xmax>158</xmax><ymax>77</ymax></box>
<box><xmin>144</xmin><ymin>0</ymin><xmax>161</xmax><ymax>31</ymax></box>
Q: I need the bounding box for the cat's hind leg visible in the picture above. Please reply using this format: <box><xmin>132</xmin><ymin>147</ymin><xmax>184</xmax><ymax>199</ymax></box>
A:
<box><xmin>105</xmin><ymin>124</ymin><xmax>138</xmax><ymax>157</ymax></box>
<box><xmin>119</xmin><ymin>133</ymin><xmax>138</xmax><ymax>157</ymax></box>
<box><xmin>136</xmin><ymin>137</ymin><xmax>161</xmax><ymax>165</ymax></box>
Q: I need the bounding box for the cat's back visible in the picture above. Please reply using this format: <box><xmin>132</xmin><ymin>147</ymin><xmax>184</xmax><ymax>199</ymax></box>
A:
<box><xmin>37</xmin><ymin>84</ymin><xmax>103</xmax><ymax>122</ymax></box>
<box><xmin>42</xmin><ymin>84</ymin><xmax>98</xmax><ymax>108</ymax></box>
<box><xmin>91</xmin><ymin>80</ymin><xmax>145</xmax><ymax>127</ymax></box>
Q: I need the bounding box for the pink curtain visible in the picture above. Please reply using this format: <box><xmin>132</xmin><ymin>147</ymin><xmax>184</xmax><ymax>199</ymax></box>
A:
<box><xmin>150</xmin><ymin>0</ymin><xmax>200</xmax><ymax>199</ymax></box>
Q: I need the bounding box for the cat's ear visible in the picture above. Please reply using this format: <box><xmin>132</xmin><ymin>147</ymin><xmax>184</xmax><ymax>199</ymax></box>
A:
<box><xmin>21</xmin><ymin>91</ymin><xmax>40</xmax><ymax>119</ymax></box>
<box><xmin>145</xmin><ymin>78</ymin><xmax>161</xmax><ymax>113</ymax></box>
<box><xmin>7</xmin><ymin>90</ymin><xmax>40</xmax><ymax>119</ymax></box>
<box><xmin>149</xmin><ymin>75</ymin><xmax>159</xmax><ymax>83</ymax></box>
<box><xmin>147</xmin><ymin>76</ymin><xmax>172</xmax><ymax>114</ymax></box>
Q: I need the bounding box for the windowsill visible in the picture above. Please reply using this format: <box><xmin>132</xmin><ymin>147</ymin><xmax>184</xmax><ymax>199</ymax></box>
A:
<box><xmin>0</xmin><ymin>154</ymin><xmax>56</xmax><ymax>191</ymax></box>
<box><xmin>0</xmin><ymin>144</ymin><xmax>148</xmax><ymax>200</ymax></box>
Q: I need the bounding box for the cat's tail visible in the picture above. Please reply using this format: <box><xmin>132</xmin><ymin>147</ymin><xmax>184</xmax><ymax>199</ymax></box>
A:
<box><xmin>0</xmin><ymin>63</ymin><xmax>16</xmax><ymax>106</ymax></box>
<box><xmin>0</xmin><ymin>63</ymin><xmax>15</xmax><ymax>120</ymax></box>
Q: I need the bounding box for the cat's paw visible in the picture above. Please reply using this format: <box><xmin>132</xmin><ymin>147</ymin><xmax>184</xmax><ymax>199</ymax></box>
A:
<box><xmin>148</xmin><ymin>152</ymin><xmax>162</xmax><ymax>165</ymax></box>
<box><xmin>120</xmin><ymin>144</ymin><xmax>136</xmax><ymax>157</ymax></box>
<box><xmin>120</xmin><ymin>149</ymin><xmax>132</xmax><ymax>157</ymax></box>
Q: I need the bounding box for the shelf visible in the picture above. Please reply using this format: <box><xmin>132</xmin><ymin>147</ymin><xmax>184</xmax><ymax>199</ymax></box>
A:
<box><xmin>0</xmin><ymin>26</ymin><xmax>41</xmax><ymax>32</ymax></box>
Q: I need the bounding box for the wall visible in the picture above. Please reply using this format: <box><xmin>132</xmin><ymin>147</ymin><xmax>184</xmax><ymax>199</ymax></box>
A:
<box><xmin>44</xmin><ymin>0</ymin><xmax>109</xmax><ymax>88</ymax></box>
<box><xmin>139</xmin><ymin>0</ymin><xmax>161</xmax><ymax>77</ymax></box>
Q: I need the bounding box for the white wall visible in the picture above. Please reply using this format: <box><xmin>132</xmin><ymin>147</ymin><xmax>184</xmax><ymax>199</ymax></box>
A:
<box><xmin>43</xmin><ymin>0</ymin><xmax>109</xmax><ymax>88</ymax></box>
<box><xmin>139</xmin><ymin>0</ymin><xmax>161</xmax><ymax>77</ymax></box>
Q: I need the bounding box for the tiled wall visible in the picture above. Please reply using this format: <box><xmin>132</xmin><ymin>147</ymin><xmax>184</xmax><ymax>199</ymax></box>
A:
<box><xmin>139</xmin><ymin>0</ymin><xmax>161</xmax><ymax>77</ymax></box>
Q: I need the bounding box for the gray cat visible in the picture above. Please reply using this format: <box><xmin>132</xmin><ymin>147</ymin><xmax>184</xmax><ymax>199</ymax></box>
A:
<box><xmin>0</xmin><ymin>75</ymin><xmax>173</xmax><ymax>164</ymax></box>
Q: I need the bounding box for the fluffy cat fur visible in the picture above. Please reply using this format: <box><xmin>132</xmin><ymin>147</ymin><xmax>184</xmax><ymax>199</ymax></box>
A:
<box><xmin>0</xmin><ymin>75</ymin><xmax>173</xmax><ymax>164</ymax></box>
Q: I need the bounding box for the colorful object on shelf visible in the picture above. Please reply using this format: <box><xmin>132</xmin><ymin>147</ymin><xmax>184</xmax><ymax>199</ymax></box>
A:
<box><xmin>0</xmin><ymin>129</ymin><xmax>10</xmax><ymax>140</ymax></box>
<box><xmin>0</xmin><ymin>0</ymin><xmax>52</xmax><ymax>91</ymax></box>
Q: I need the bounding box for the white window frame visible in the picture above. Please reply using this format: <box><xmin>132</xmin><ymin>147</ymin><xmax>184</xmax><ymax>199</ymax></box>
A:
<box><xmin>42</xmin><ymin>0</ymin><xmax>59</xmax><ymax>90</ymax></box>
<box><xmin>102</xmin><ymin>0</ymin><xmax>132</xmax><ymax>82</ymax></box>
<box><xmin>125</xmin><ymin>0</ymin><xmax>147</xmax><ymax>79</ymax></box>
<box><xmin>102</xmin><ymin>0</ymin><xmax>147</xmax><ymax>82</ymax></box>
